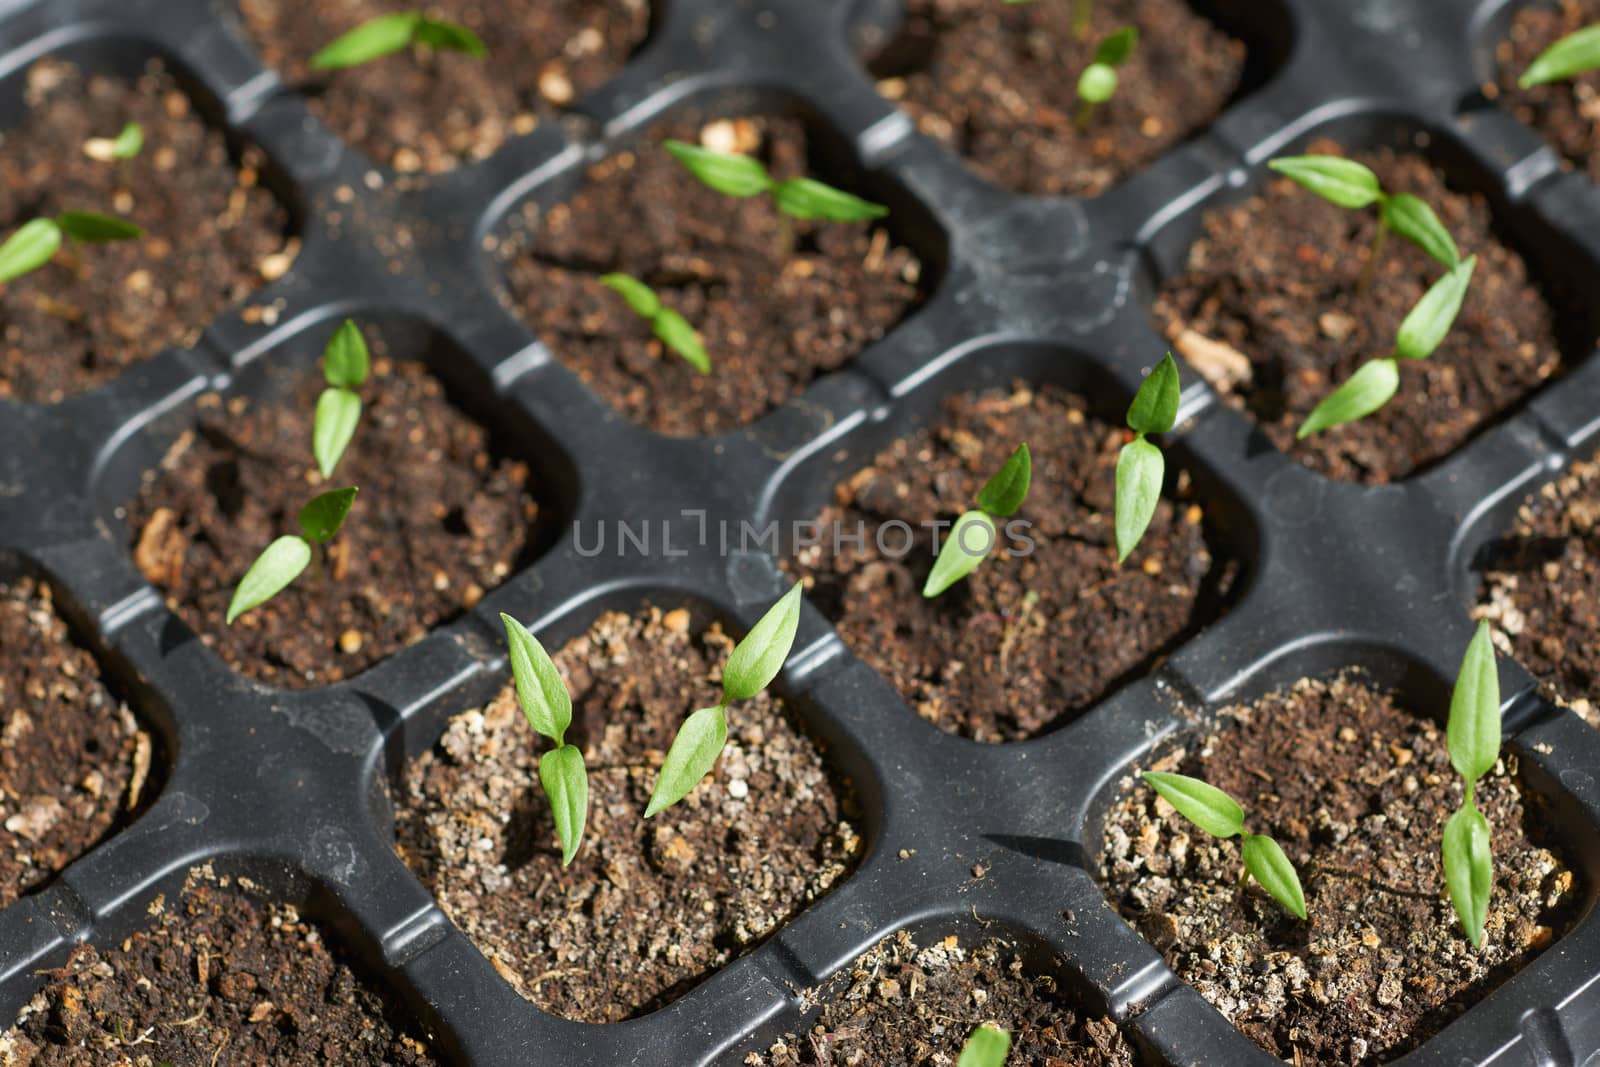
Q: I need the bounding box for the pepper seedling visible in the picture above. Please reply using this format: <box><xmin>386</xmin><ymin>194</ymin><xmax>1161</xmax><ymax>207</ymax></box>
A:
<box><xmin>1141</xmin><ymin>770</ymin><xmax>1307</xmax><ymax>920</ymax></box>
<box><xmin>313</xmin><ymin>320</ymin><xmax>371</xmax><ymax>478</ymax></box>
<box><xmin>83</xmin><ymin>122</ymin><xmax>144</xmax><ymax>163</ymax></box>
<box><xmin>1519</xmin><ymin>24</ymin><xmax>1600</xmax><ymax>87</ymax></box>
<box><xmin>958</xmin><ymin>1024</ymin><xmax>1011</xmax><ymax>1067</ymax></box>
<box><xmin>1115</xmin><ymin>352</ymin><xmax>1178</xmax><ymax>563</ymax></box>
<box><xmin>646</xmin><ymin>583</ymin><xmax>805</xmax><ymax>817</ymax></box>
<box><xmin>923</xmin><ymin>443</ymin><xmax>1031</xmax><ymax>598</ymax></box>
<box><xmin>500</xmin><ymin>614</ymin><xmax>589</xmax><ymax>866</ymax></box>
<box><xmin>1443</xmin><ymin>621</ymin><xmax>1502</xmax><ymax>948</ymax></box>
<box><xmin>1076</xmin><ymin>26</ymin><xmax>1138</xmax><ymax>128</ymax></box>
<box><xmin>600</xmin><ymin>273</ymin><xmax>710</xmax><ymax>374</ymax></box>
<box><xmin>226</xmin><ymin>486</ymin><xmax>358</xmax><ymax>623</ymax></box>
<box><xmin>310</xmin><ymin>12</ymin><xmax>486</xmax><ymax>71</ymax></box>
<box><xmin>0</xmin><ymin>212</ymin><xmax>143</xmax><ymax>283</ymax></box>
<box><xmin>663</xmin><ymin>139</ymin><xmax>889</xmax><ymax>225</ymax></box>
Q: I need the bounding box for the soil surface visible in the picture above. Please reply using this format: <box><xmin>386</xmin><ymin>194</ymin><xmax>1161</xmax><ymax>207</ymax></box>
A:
<box><xmin>0</xmin><ymin>58</ymin><xmax>291</xmax><ymax>404</ymax></box>
<box><xmin>126</xmin><ymin>344</ymin><xmax>542</xmax><ymax>688</ymax></box>
<box><xmin>237</xmin><ymin>0</ymin><xmax>650</xmax><ymax>174</ymax></box>
<box><xmin>788</xmin><ymin>382</ymin><xmax>1231</xmax><ymax>742</ymax></box>
<box><xmin>394</xmin><ymin>606</ymin><xmax>863</xmax><ymax>1022</ymax></box>
<box><xmin>739</xmin><ymin>930</ymin><xmax>1134</xmax><ymax>1067</ymax></box>
<box><xmin>1476</xmin><ymin>448</ymin><xmax>1600</xmax><ymax>725</ymax></box>
<box><xmin>503</xmin><ymin>115</ymin><xmax>925</xmax><ymax>437</ymax></box>
<box><xmin>1099</xmin><ymin>674</ymin><xmax>1583</xmax><ymax>1064</ymax></box>
<box><xmin>0</xmin><ymin>578</ymin><xmax>152</xmax><ymax>907</ymax></box>
<box><xmin>1490</xmin><ymin>0</ymin><xmax>1600</xmax><ymax>183</ymax></box>
<box><xmin>868</xmin><ymin>0</ymin><xmax>1245</xmax><ymax>198</ymax></box>
<box><xmin>1</xmin><ymin>865</ymin><xmax>435</xmax><ymax>1065</ymax></box>
<box><xmin>1154</xmin><ymin>141</ymin><xmax>1564</xmax><ymax>483</ymax></box>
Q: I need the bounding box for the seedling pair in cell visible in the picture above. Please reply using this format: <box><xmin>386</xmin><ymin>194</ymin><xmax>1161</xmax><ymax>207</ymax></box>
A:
<box><xmin>0</xmin><ymin>123</ymin><xmax>145</xmax><ymax>283</ymax></box>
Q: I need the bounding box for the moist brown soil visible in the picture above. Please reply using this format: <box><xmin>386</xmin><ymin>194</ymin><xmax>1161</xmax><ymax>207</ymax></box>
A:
<box><xmin>237</xmin><ymin>0</ymin><xmax>650</xmax><ymax>174</ymax></box>
<box><xmin>787</xmin><ymin>382</ymin><xmax>1232</xmax><ymax>743</ymax></box>
<box><xmin>125</xmin><ymin>344</ymin><xmax>542</xmax><ymax>688</ymax></box>
<box><xmin>0</xmin><ymin>58</ymin><xmax>291</xmax><ymax>404</ymax></box>
<box><xmin>1490</xmin><ymin>0</ymin><xmax>1600</xmax><ymax>183</ymax></box>
<box><xmin>2</xmin><ymin>865</ymin><xmax>436</xmax><ymax>1065</ymax></box>
<box><xmin>0</xmin><ymin>578</ymin><xmax>153</xmax><ymax>908</ymax></box>
<box><xmin>740</xmin><ymin>930</ymin><xmax>1135</xmax><ymax>1067</ymax></box>
<box><xmin>1154</xmin><ymin>140</ymin><xmax>1564</xmax><ymax>483</ymax></box>
<box><xmin>1098</xmin><ymin>674</ymin><xmax>1583</xmax><ymax>1065</ymax></box>
<box><xmin>502</xmin><ymin>115</ymin><xmax>925</xmax><ymax>437</ymax></box>
<box><xmin>393</xmin><ymin>606</ymin><xmax>863</xmax><ymax>1022</ymax></box>
<box><xmin>868</xmin><ymin>0</ymin><xmax>1245</xmax><ymax>198</ymax></box>
<box><xmin>1476</xmin><ymin>449</ymin><xmax>1600</xmax><ymax>725</ymax></box>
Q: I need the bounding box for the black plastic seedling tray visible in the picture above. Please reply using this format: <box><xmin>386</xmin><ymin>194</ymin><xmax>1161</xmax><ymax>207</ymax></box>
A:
<box><xmin>2</xmin><ymin>0</ymin><xmax>1600</xmax><ymax>1062</ymax></box>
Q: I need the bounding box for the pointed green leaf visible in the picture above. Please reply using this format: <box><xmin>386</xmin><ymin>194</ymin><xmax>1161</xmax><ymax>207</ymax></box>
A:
<box><xmin>412</xmin><ymin>16</ymin><xmax>487</xmax><ymax>57</ymax></box>
<box><xmin>975</xmin><ymin>443</ymin><xmax>1031</xmax><ymax>517</ymax></box>
<box><xmin>653</xmin><ymin>307</ymin><xmax>711</xmax><ymax>374</ymax></box>
<box><xmin>313</xmin><ymin>387</ymin><xmax>362</xmax><ymax>479</ymax></box>
<box><xmin>600</xmin><ymin>272</ymin><xmax>661</xmax><ymax>319</ymax></box>
<box><xmin>55</xmin><ymin>211</ymin><xmax>142</xmax><ymax>243</ymax></box>
<box><xmin>722</xmin><ymin>583</ymin><xmax>804</xmax><ymax>701</ymax></box>
<box><xmin>1520</xmin><ymin>24</ymin><xmax>1600</xmax><ymax>88</ymax></box>
<box><xmin>1448</xmin><ymin>621</ymin><xmax>1501</xmax><ymax>785</ymax></box>
<box><xmin>957</xmin><ymin>1024</ymin><xmax>1012</xmax><ymax>1067</ymax></box>
<box><xmin>1382</xmin><ymin>193</ymin><xmax>1458</xmax><ymax>268</ymax></box>
<box><xmin>310</xmin><ymin>12</ymin><xmax>422</xmax><ymax>70</ymax></box>
<box><xmin>1077</xmin><ymin>62</ymin><xmax>1118</xmax><ymax>105</ymax></box>
<box><xmin>772</xmin><ymin>177</ymin><xmax>889</xmax><ymax>222</ymax></box>
<box><xmin>323</xmin><ymin>319</ymin><xmax>370</xmax><ymax>388</ymax></box>
<box><xmin>1443</xmin><ymin>802</ymin><xmax>1493</xmax><ymax>948</ymax></box>
<box><xmin>663</xmin><ymin>139</ymin><xmax>774</xmax><ymax>198</ymax></box>
<box><xmin>0</xmin><ymin>218</ymin><xmax>62</xmax><ymax>282</ymax></box>
<box><xmin>1267</xmin><ymin>155</ymin><xmax>1383</xmax><ymax>210</ymax></box>
<box><xmin>922</xmin><ymin>510</ymin><xmax>996</xmax><ymax>598</ymax></box>
<box><xmin>1241</xmin><ymin>833</ymin><xmax>1308</xmax><ymax>920</ymax></box>
<box><xmin>1297</xmin><ymin>357</ymin><xmax>1399</xmax><ymax>438</ymax></box>
<box><xmin>500</xmin><ymin>613</ymin><xmax>573</xmax><ymax>745</ymax></box>
<box><xmin>297</xmin><ymin>486</ymin><xmax>358</xmax><ymax>544</ymax></box>
<box><xmin>645</xmin><ymin>704</ymin><xmax>728</xmax><ymax>817</ymax></box>
<box><xmin>1094</xmin><ymin>25</ymin><xmax>1138</xmax><ymax>66</ymax></box>
<box><xmin>1115</xmin><ymin>436</ymin><xmax>1164</xmax><ymax>563</ymax></box>
<box><xmin>540</xmin><ymin>744</ymin><xmax>588</xmax><ymax>867</ymax></box>
<box><xmin>1395</xmin><ymin>256</ymin><xmax>1476</xmax><ymax>361</ymax></box>
<box><xmin>1141</xmin><ymin>771</ymin><xmax>1245</xmax><ymax>839</ymax></box>
<box><xmin>111</xmin><ymin>122</ymin><xmax>144</xmax><ymax>160</ymax></box>
<box><xmin>226</xmin><ymin>535</ymin><xmax>311</xmax><ymax>624</ymax></box>
<box><xmin>1127</xmin><ymin>351</ymin><xmax>1181</xmax><ymax>435</ymax></box>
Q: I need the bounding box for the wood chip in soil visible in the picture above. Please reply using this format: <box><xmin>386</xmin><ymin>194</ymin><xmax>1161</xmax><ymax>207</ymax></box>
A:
<box><xmin>1475</xmin><ymin>448</ymin><xmax>1600</xmax><ymax>725</ymax></box>
<box><xmin>1490</xmin><ymin>0</ymin><xmax>1600</xmax><ymax>183</ymax></box>
<box><xmin>125</xmin><ymin>340</ymin><xmax>543</xmax><ymax>688</ymax></box>
<box><xmin>0</xmin><ymin>58</ymin><xmax>291</xmax><ymax>404</ymax></box>
<box><xmin>786</xmin><ymin>382</ymin><xmax>1234</xmax><ymax>742</ymax></box>
<box><xmin>1098</xmin><ymin>673</ymin><xmax>1584</xmax><ymax>1065</ymax></box>
<box><xmin>236</xmin><ymin>0</ymin><xmax>650</xmax><ymax>174</ymax></box>
<box><xmin>0</xmin><ymin>578</ymin><xmax>152</xmax><ymax>908</ymax></box>
<box><xmin>1154</xmin><ymin>140</ymin><xmax>1565</xmax><ymax>483</ymax></box>
<box><xmin>1</xmin><ymin>865</ymin><xmax>436</xmax><ymax>1065</ymax></box>
<box><xmin>868</xmin><ymin>0</ymin><xmax>1245</xmax><ymax>198</ymax></box>
<box><xmin>393</xmin><ymin>606</ymin><xmax>863</xmax><ymax>1022</ymax></box>
<box><xmin>502</xmin><ymin>115</ymin><xmax>926</xmax><ymax>437</ymax></box>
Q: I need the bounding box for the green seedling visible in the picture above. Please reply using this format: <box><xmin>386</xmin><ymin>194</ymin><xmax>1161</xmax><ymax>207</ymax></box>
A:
<box><xmin>310</xmin><ymin>12</ymin><xmax>486</xmax><ymax>71</ymax></box>
<box><xmin>1519</xmin><ymin>24</ymin><xmax>1600</xmax><ymax>87</ymax></box>
<box><xmin>1115</xmin><ymin>352</ymin><xmax>1178</xmax><ymax>563</ymax></box>
<box><xmin>958</xmin><ymin>1024</ymin><xmax>1012</xmax><ymax>1067</ymax></box>
<box><xmin>226</xmin><ymin>486</ymin><xmax>358</xmax><ymax>623</ymax></box>
<box><xmin>1443</xmin><ymin>621</ymin><xmax>1502</xmax><ymax>948</ymax></box>
<box><xmin>0</xmin><ymin>211</ymin><xmax>143</xmax><ymax>283</ymax></box>
<box><xmin>600</xmin><ymin>273</ymin><xmax>710</xmax><ymax>374</ymax></box>
<box><xmin>1142</xmin><ymin>770</ymin><xmax>1307</xmax><ymax>920</ymax></box>
<box><xmin>1076</xmin><ymin>26</ymin><xmax>1138</xmax><ymax>128</ymax></box>
<box><xmin>314</xmin><ymin>320</ymin><xmax>371</xmax><ymax>478</ymax></box>
<box><xmin>923</xmin><ymin>443</ymin><xmax>1031</xmax><ymax>598</ymax></box>
<box><xmin>83</xmin><ymin>122</ymin><xmax>144</xmax><ymax>163</ymax></box>
<box><xmin>646</xmin><ymin>583</ymin><xmax>805</xmax><ymax>817</ymax></box>
<box><xmin>500</xmin><ymin>614</ymin><xmax>589</xmax><ymax>866</ymax></box>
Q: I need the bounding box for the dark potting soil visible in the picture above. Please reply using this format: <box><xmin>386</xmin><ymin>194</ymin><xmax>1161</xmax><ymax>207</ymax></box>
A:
<box><xmin>1098</xmin><ymin>674</ymin><xmax>1583</xmax><ymax>1065</ymax></box>
<box><xmin>1476</xmin><ymin>449</ymin><xmax>1600</xmax><ymax>725</ymax></box>
<box><xmin>868</xmin><ymin>0</ymin><xmax>1246</xmax><ymax>198</ymax></box>
<box><xmin>1490</xmin><ymin>0</ymin><xmax>1600</xmax><ymax>184</ymax></box>
<box><xmin>739</xmin><ymin>930</ymin><xmax>1134</xmax><ymax>1067</ymax></box>
<box><xmin>0</xmin><ymin>58</ymin><xmax>291</xmax><ymax>404</ymax></box>
<box><xmin>1154</xmin><ymin>141</ymin><xmax>1564</xmax><ymax>483</ymax></box>
<box><xmin>236</xmin><ymin>0</ymin><xmax>650</xmax><ymax>174</ymax></box>
<box><xmin>393</xmin><ymin>606</ymin><xmax>863</xmax><ymax>1022</ymax></box>
<box><xmin>2</xmin><ymin>866</ymin><xmax>436</xmax><ymax>1065</ymax></box>
<box><xmin>125</xmin><ymin>344</ymin><xmax>543</xmax><ymax>688</ymax></box>
<box><xmin>502</xmin><ymin>115</ymin><xmax>926</xmax><ymax>437</ymax></box>
<box><xmin>787</xmin><ymin>382</ymin><xmax>1232</xmax><ymax>743</ymax></box>
<box><xmin>0</xmin><ymin>578</ymin><xmax>153</xmax><ymax>908</ymax></box>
